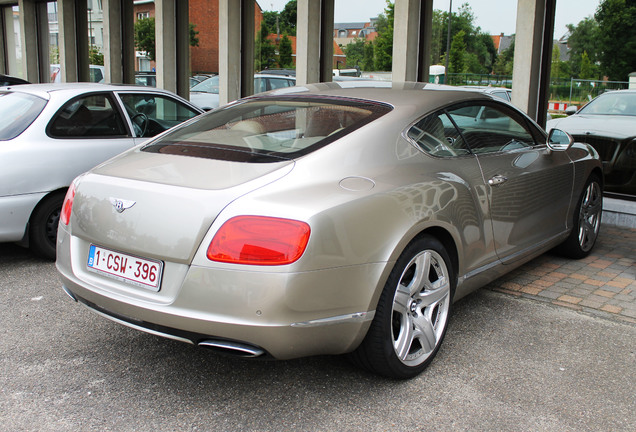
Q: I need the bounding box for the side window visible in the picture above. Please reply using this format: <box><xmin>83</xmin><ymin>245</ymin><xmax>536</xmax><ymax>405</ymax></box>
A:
<box><xmin>269</xmin><ymin>78</ymin><xmax>290</xmax><ymax>90</ymax></box>
<box><xmin>253</xmin><ymin>78</ymin><xmax>267</xmax><ymax>93</ymax></box>
<box><xmin>491</xmin><ymin>91</ymin><xmax>511</xmax><ymax>101</ymax></box>
<box><xmin>48</xmin><ymin>93</ymin><xmax>128</xmax><ymax>138</ymax></box>
<box><xmin>407</xmin><ymin>110</ymin><xmax>470</xmax><ymax>157</ymax></box>
<box><xmin>446</xmin><ymin>102</ymin><xmax>536</xmax><ymax>154</ymax></box>
<box><xmin>119</xmin><ymin>93</ymin><xmax>200</xmax><ymax>137</ymax></box>
<box><xmin>90</xmin><ymin>67</ymin><xmax>104</xmax><ymax>83</ymax></box>
<box><xmin>267</xmin><ymin>78</ymin><xmax>294</xmax><ymax>90</ymax></box>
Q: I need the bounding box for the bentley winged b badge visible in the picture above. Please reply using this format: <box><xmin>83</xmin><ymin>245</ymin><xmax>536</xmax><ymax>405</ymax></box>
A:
<box><xmin>109</xmin><ymin>197</ymin><xmax>136</xmax><ymax>213</ymax></box>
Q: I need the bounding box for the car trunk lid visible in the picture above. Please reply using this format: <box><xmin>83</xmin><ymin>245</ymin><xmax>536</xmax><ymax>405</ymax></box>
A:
<box><xmin>71</xmin><ymin>151</ymin><xmax>294</xmax><ymax>264</ymax></box>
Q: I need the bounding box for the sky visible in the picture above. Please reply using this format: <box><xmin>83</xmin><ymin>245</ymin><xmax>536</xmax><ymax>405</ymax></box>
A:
<box><xmin>260</xmin><ymin>0</ymin><xmax>601</xmax><ymax>39</ymax></box>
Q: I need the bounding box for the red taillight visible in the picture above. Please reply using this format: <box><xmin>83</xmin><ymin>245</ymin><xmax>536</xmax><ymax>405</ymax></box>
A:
<box><xmin>60</xmin><ymin>183</ymin><xmax>76</xmax><ymax>226</ymax></box>
<box><xmin>207</xmin><ymin>216</ymin><xmax>311</xmax><ymax>265</ymax></box>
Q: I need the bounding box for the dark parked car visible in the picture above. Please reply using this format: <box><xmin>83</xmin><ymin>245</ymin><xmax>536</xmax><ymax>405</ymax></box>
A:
<box><xmin>547</xmin><ymin>89</ymin><xmax>636</xmax><ymax>198</ymax></box>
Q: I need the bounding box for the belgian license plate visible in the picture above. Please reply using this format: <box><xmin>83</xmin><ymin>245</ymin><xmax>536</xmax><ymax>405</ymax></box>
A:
<box><xmin>87</xmin><ymin>244</ymin><xmax>163</xmax><ymax>291</ymax></box>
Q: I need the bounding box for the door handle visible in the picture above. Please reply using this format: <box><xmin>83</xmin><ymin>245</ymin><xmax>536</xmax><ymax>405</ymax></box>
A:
<box><xmin>488</xmin><ymin>175</ymin><xmax>508</xmax><ymax>186</ymax></box>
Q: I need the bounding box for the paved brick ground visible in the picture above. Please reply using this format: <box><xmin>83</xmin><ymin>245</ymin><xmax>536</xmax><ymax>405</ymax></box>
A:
<box><xmin>487</xmin><ymin>224</ymin><xmax>636</xmax><ymax>325</ymax></box>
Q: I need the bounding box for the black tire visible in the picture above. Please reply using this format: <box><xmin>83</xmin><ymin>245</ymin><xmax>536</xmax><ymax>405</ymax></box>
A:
<box><xmin>29</xmin><ymin>193</ymin><xmax>64</xmax><ymax>260</ymax></box>
<box><xmin>351</xmin><ymin>235</ymin><xmax>455</xmax><ymax>379</ymax></box>
<box><xmin>555</xmin><ymin>174</ymin><xmax>602</xmax><ymax>259</ymax></box>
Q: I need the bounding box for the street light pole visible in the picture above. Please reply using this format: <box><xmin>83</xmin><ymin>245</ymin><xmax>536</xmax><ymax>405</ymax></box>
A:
<box><xmin>445</xmin><ymin>0</ymin><xmax>452</xmax><ymax>83</ymax></box>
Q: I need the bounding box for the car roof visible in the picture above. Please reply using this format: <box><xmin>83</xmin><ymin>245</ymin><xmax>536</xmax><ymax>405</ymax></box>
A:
<box><xmin>254</xmin><ymin>73</ymin><xmax>296</xmax><ymax>79</ymax></box>
<box><xmin>0</xmin><ymin>82</ymin><xmax>184</xmax><ymax>99</ymax></box>
<box><xmin>256</xmin><ymin>81</ymin><xmax>501</xmax><ymax>109</ymax></box>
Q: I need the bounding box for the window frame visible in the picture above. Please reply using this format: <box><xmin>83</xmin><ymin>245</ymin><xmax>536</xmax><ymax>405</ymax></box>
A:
<box><xmin>46</xmin><ymin>92</ymin><xmax>132</xmax><ymax>139</ymax></box>
<box><xmin>404</xmin><ymin>98</ymin><xmax>548</xmax><ymax>158</ymax></box>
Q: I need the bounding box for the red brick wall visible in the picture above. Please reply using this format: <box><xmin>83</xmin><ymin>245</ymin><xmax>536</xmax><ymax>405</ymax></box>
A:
<box><xmin>190</xmin><ymin>0</ymin><xmax>220</xmax><ymax>74</ymax></box>
<box><xmin>190</xmin><ymin>0</ymin><xmax>264</xmax><ymax>74</ymax></box>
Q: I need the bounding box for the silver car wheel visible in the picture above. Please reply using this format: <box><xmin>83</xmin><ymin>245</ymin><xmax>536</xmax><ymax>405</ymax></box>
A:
<box><xmin>391</xmin><ymin>249</ymin><xmax>450</xmax><ymax>367</ymax></box>
<box><xmin>578</xmin><ymin>180</ymin><xmax>602</xmax><ymax>252</ymax></box>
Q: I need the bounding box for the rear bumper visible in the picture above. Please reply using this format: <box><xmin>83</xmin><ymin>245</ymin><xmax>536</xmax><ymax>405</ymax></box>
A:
<box><xmin>56</xmin><ymin>229</ymin><xmax>386</xmax><ymax>360</ymax></box>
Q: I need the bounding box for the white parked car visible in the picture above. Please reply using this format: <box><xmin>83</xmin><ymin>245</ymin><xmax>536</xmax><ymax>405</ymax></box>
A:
<box><xmin>0</xmin><ymin>83</ymin><xmax>203</xmax><ymax>259</ymax></box>
<box><xmin>189</xmin><ymin>74</ymin><xmax>296</xmax><ymax>110</ymax></box>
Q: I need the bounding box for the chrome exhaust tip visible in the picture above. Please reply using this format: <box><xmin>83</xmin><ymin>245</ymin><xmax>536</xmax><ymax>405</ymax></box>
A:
<box><xmin>198</xmin><ymin>339</ymin><xmax>265</xmax><ymax>358</ymax></box>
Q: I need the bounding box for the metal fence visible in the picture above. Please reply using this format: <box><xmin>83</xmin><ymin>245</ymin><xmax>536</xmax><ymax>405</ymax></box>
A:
<box><xmin>448</xmin><ymin>74</ymin><xmax>629</xmax><ymax>106</ymax></box>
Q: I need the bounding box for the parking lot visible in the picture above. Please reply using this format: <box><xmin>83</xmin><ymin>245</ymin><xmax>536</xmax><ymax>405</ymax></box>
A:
<box><xmin>1</xmin><ymin>226</ymin><xmax>635</xmax><ymax>431</ymax></box>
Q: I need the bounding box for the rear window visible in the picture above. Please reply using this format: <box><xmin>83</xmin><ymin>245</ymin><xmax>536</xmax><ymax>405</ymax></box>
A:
<box><xmin>142</xmin><ymin>97</ymin><xmax>392</xmax><ymax>162</ymax></box>
<box><xmin>0</xmin><ymin>92</ymin><xmax>47</xmax><ymax>140</ymax></box>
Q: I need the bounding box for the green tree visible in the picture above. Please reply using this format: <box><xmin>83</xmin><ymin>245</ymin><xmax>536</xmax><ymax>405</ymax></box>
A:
<box><xmin>255</xmin><ymin>22</ymin><xmax>277</xmax><ymax>70</ymax></box>
<box><xmin>262</xmin><ymin>11</ymin><xmax>279</xmax><ymax>36</ymax></box>
<box><xmin>595</xmin><ymin>0</ymin><xmax>636</xmax><ymax>81</ymax></box>
<box><xmin>431</xmin><ymin>4</ymin><xmax>496</xmax><ymax>73</ymax></box>
<box><xmin>134</xmin><ymin>18</ymin><xmax>199</xmax><ymax>62</ymax></box>
<box><xmin>551</xmin><ymin>45</ymin><xmax>572</xmax><ymax>80</ymax></box>
<box><xmin>134</xmin><ymin>18</ymin><xmax>156</xmax><ymax>60</ymax></box>
<box><xmin>373</xmin><ymin>1</ymin><xmax>394</xmax><ymax>71</ymax></box>
<box><xmin>342</xmin><ymin>39</ymin><xmax>366</xmax><ymax>67</ymax></box>
<box><xmin>278</xmin><ymin>35</ymin><xmax>293</xmax><ymax>68</ymax></box>
<box><xmin>566</xmin><ymin>17</ymin><xmax>600</xmax><ymax>78</ymax></box>
<box><xmin>89</xmin><ymin>46</ymin><xmax>104</xmax><ymax>65</ymax></box>
<box><xmin>492</xmin><ymin>41</ymin><xmax>514</xmax><ymax>75</ymax></box>
<box><xmin>362</xmin><ymin>41</ymin><xmax>375</xmax><ymax>71</ymax></box>
<box><xmin>579</xmin><ymin>51</ymin><xmax>598</xmax><ymax>79</ymax></box>
<box><xmin>280</xmin><ymin>0</ymin><xmax>297</xmax><ymax>36</ymax></box>
<box><xmin>449</xmin><ymin>30</ymin><xmax>467</xmax><ymax>76</ymax></box>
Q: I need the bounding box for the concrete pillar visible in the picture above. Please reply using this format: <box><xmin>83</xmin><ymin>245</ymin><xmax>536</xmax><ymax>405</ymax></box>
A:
<box><xmin>240</xmin><ymin>0</ymin><xmax>254</xmax><ymax>98</ymax></box>
<box><xmin>35</xmin><ymin>1</ymin><xmax>49</xmax><ymax>83</ymax></box>
<box><xmin>219</xmin><ymin>0</ymin><xmax>255</xmax><ymax>106</ymax></box>
<box><xmin>392</xmin><ymin>0</ymin><xmax>432</xmax><ymax>83</ymax></box>
<box><xmin>155</xmin><ymin>0</ymin><xmax>190</xmax><ymax>96</ymax></box>
<box><xmin>296</xmin><ymin>0</ymin><xmax>334</xmax><ymax>85</ymax></box>
<box><xmin>18</xmin><ymin>0</ymin><xmax>39</xmax><ymax>82</ymax></box>
<box><xmin>103</xmin><ymin>0</ymin><xmax>135</xmax><ymax>84</ymax></box>
<box><xmin>319</xmin><ymin>0</ymin><xmax>334</xmax><ymax>82</ymax></box>
<box><xmin>0</xmin><ymin>8</ymin><xmax>6</xmax><ymax>75</ymax></box>
<box><xmin>175</xmin><ymin>0</ymin><xmax>190</xmax><ymax>98</ymax></box>
<box><xmin>512</xmin><ymin>0</ymin><xmax>556</xmax><ymax>127</ymax></box>
<box><xmin>296</xmin><ymin>0</ymin><xmax>321</xmax><ymax>85</ymax></box>
<box><xmin>58</xmin><ymin>0</ymin><xmax>90</xmax><ymax>82</ymax></box>
<box><xmin>156</xmin><ymin>0</ymin><xmax>177</xmax><ymax>92</ymax></box>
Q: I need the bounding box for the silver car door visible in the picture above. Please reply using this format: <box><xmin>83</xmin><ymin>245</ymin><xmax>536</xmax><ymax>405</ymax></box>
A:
<box><xmin>446</xmin><ymin>101</ymin><xmax>574</xmax><ymax>263</ymax></box>
<box><xmin>116</xmin><ymin>92</ymin><xmax>201</xmax><ymax>144</ymax></box>
<box><xmin>47</xmin><ymin>92</ymin><xmax>137</xmax><ymax>169</ymax></box>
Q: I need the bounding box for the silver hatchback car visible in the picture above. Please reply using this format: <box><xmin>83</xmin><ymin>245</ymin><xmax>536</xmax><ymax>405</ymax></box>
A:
<box><xmin>57</xmin><ymin>82</ymin><xmax>602</xmax><ymax>378</ymax></box>
<box><xmin>0</xmin><ymin>83</ymin><xmax>203</xmax><ymax>259</ymax></box>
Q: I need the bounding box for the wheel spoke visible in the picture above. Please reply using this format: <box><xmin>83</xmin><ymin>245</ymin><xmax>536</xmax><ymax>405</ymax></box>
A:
<box><xmin>394</xmin><ymin>315</ymin><xmax>414</xmax><ymax>360</ymax></box>
<box><xmin>393</xmin><ymin>285</ymin><xmax>411</xmax><ymax>315</ymax></box>
<box><xmin>416</xmin><ymin>282</ymin><xmax>449</xmax><ymax>307</ymax></box>
<box><xmin>412</xmin><ymin>314</ymin><xmax>437</xmax><ymax>353</ymax></box>
<box><xmin>405</xmin><ymin>252</ymin><xmax>430</xmax><ymax>295</ymax></box>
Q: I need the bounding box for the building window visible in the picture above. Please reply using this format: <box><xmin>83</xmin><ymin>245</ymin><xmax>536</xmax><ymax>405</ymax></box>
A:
<box><xmin>137</xmin><ymin>12</ymin><xmax>149</xmax><ymax>20</ymax></box>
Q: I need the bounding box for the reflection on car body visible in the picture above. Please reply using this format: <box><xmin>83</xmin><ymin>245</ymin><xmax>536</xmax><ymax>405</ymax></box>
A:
<box><xmin>56</xmin><ymin>82</ymin><xmax>603</xmax><ymax>379</ymax></box>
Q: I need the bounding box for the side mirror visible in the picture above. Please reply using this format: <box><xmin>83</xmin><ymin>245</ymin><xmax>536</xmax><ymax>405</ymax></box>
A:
<box><xmin>547</xmin><ymin>128</ymin><xmax>573</xmax><ymax>152</ymax></box>
<box><xmin>565</xmin><ymin>106</ymin><xmax>577</xmax><ymax>116</ymax></box>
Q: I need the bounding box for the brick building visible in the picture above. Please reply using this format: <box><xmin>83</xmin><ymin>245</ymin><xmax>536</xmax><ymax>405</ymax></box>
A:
<box><xmin>133</xmin><ymin>0</ymin><xmax>263</xmax><ymax>74</ymax></box>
